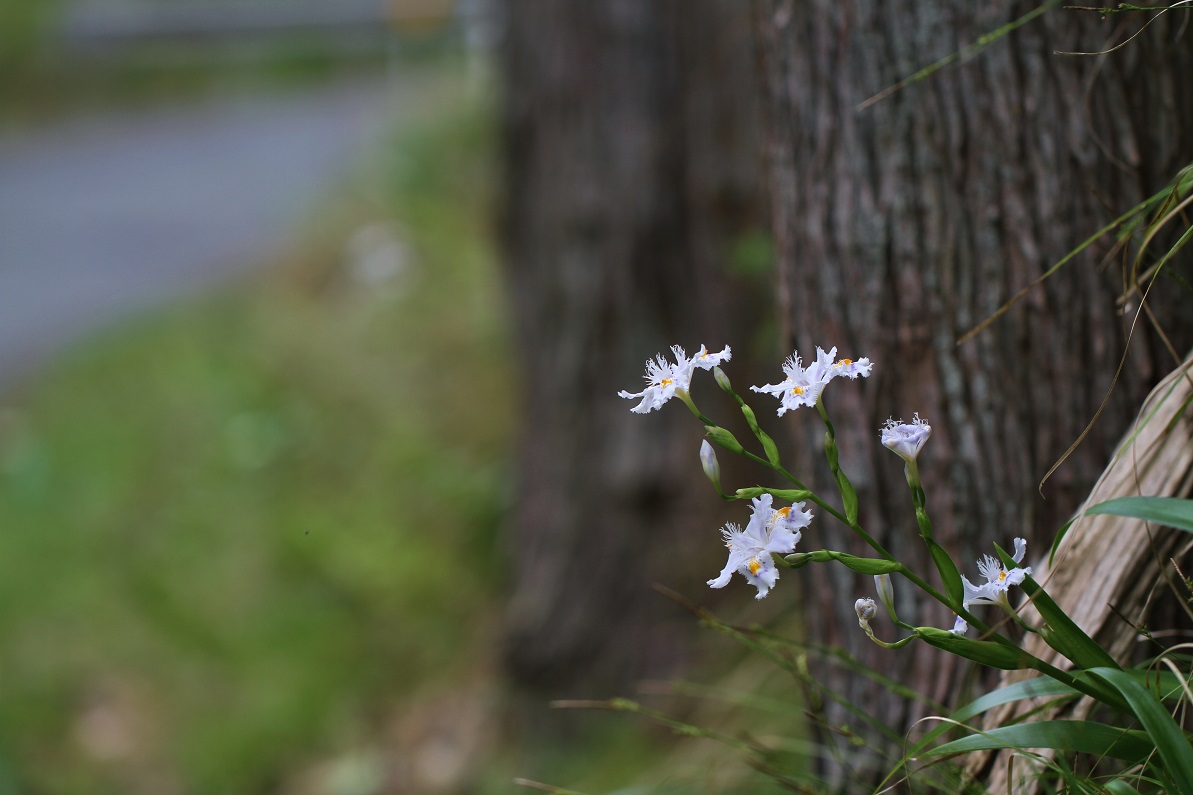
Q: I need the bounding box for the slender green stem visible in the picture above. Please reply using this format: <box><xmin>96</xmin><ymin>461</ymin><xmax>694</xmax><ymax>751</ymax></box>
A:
<box><xmin>864</xmin><ymin>630</ymin><xmax>919</xmax><ymax>650</ymax></box>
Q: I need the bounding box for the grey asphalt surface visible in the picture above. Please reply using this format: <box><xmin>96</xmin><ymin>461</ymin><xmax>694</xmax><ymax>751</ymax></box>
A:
<box><xmin>0</xmin><ymin>72</ymin><xmax>418</xmax><ymax>391</ymax></box>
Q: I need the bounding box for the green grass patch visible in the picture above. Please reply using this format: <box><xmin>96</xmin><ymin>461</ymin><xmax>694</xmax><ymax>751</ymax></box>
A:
<box><xmin>0</xmin><ymin>71</ymin><xmax>510</xmax><ymax>793</ymax></box>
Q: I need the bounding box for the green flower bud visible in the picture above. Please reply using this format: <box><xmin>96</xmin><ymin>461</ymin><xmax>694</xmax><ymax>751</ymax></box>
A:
<box><xmin>765</xmin><ymin>488</ymin><xmax>812</xmax><ymax>501</ymax></box>
<box><xmin>704</xmin><ymin>425</ymin><xmax>745</xmax><ymax>455</ymax></box>
<box><xmin>713</xmin><ymin>366</ymin><xmax>733</xmax><ymax>394</ymax></box>
<box><xmin>830</xmin><ymin>552</ymin><xmax>902</xmax><ymax>575</ymax></box>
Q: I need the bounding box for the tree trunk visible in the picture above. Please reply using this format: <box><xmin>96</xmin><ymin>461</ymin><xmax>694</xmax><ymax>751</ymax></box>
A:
<box><xmin>754</xmin><ymin>1</ymin><xmax>1193</xmax><ymax>784</ymax></box>
<box><xmin>499</xmin><ymin>0</ymin><xmax>765</xmax><ymax>697</ymax></box>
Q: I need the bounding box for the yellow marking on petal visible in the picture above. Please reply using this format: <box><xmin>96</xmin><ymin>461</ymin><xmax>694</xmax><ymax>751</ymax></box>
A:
<box><xmin>791</xmin><ymin>386</ymin><xmax>805</xmax><ymax>396</ymax></box>
<box><xmin>660</xmin><ymin>378</ymin><xmax>674</xmax><ymax>387</ymax></box>
<box><xmin>777</xmin><ymin>506</ymin><xmax>791</xmax><ymax>517</ymax></box>
<box><xmin>747</xmin><ymin>558</ymin><xmax>763</xmax><ymax>576</ymax></box>
<box><xmin>998</xmin><ymin>570</ymin><xmax>1008</xmax><ymax>582</ymax></box>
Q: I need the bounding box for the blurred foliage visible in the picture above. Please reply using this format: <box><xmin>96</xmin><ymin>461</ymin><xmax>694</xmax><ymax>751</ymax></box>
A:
<box><xmin>0</xmin><ymin>43</ymin><xmax>819</xmax><ymax>794</ymax></box>
<box><xmin>0</xmin><ymin>73</ymin><xmax>511</xmax><ymax>793</ymax></box>
<box><xmin>0</xmin><ymin>2</ymin><xmax>453</xmax><ymax>126</ymax></box>
<box><xmin>0</xmin><ymin>0</ymin><xmax>62</xmax><ymax>71</ymax></box>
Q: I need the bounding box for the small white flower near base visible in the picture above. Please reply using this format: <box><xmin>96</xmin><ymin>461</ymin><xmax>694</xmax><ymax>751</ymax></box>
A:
<box><xmin>708</xmin><ymin>494</ymin><xmax>812</xmax><ymax>599</ymax></box>
<box><xmin>962</xmin><ymin>537</ymin><xmax>1032</xmax><ymax>610</ymax></box>
<box><xmin>618</xmin><ymin>344</ymin><xmax>731</xmax><ymax>413</ymax></box>
<box><xmin>881</xmin><ymin>414</ymin><xmax>931</xmax><ymax>463</ymax></box>
<box><xmin>751</xmin><ymin>346</ymin><xmax>873</xmax><ymax>415</ymax></box>
<box><xmin>950</xmin><ymin>614</ymin><xmax>968</xmax><ymax>635</ymax></box>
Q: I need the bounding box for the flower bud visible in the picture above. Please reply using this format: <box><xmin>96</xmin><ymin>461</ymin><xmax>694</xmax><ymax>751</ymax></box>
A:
<box><xmin>704</xmin><ymin>425</ymin><xmax>745</xmax><ymax>455</ymax></box>
<box><xmin>713</xmin><ymin>366</ymin><xmax>733</xmax><ymax>394</ymax></box>
<box><xmin>699</xmin><ymin>440</ymin><xmax>721</xmax><ymax>489</ymax></box>
<box><xmin>874</xmin><ymin>574</ymin><xmax>895</xmax><ymax>617</ymax></box>
<box><xmin>855</xmin><ymin>597</ymin><xmax>878</xmax><ymax>630</ymax></box>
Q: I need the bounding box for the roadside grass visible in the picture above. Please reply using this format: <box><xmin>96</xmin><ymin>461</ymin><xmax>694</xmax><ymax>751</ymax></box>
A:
<box><xmin>0</xmin><ymin>72</ymin><xmax>511</xmax><ymax>793</ymax></box>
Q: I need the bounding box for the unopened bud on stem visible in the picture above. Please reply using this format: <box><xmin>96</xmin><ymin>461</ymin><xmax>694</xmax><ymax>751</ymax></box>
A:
<box><xmin>855</xmin><ymin>597</ymin><xmax>878</xmax><ymax>633</ymax></box>
<box><xmin>699</xmin><ymin>440</ymin><xmax>721</xmax><ymax>490</ymax></box>
<box><xmin>874</xmin><ymin>574</ymin><xmax>896</xmax><ymax>621</ymax></box>
<box><xmin>712</xmin><ymin>366</ymin><xmax>733</xmax><ymax>394</ymax></box>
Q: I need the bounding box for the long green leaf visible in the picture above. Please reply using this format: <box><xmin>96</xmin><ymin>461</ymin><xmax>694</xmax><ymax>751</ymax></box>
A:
<box><xmin>900</xmin><ymin>677</ymin><xmax>1078</xmax><ymax>767</ymax></box>
<box><xmin>1085</xmin><ymin>496</ymin><xmax>1193</xmax><ymax>533</ymax></box>
<box><xmin>1019</xmin><ymin>574</ymin><xmax>1120</xmax><ymax>671</ymax></box>
<box><xmin>951</xmin><ymin>677</ymin><xmax>1079</xmax><ymax>723</ymax></box>
<box><xmin>1088</xmin><ymin>667</ymin><xmax>1193</xmax><ymax>795</ymax></box>
<box><xmin>926</xmin><ymin>538</ymin><xmax>963</xmax><ymax>606</ymax></box>
<box><xmin>925</xmin><ymin>720</ymin><xmax>1153</xmax><ymax>763</ymax></box>
<box><xmin>899</xmin><ymin>668</ymin><xmax>1187</xmax><ymax>783</ymax></box>
<box><xmin>917</xmin><ymin>627</ymin><xmax>1032</xmax><ymax>670</ymax></box>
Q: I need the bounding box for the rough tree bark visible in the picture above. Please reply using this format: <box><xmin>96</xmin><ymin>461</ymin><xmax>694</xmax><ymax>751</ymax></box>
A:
<box><xmin>754</xmin><ymin>1</ymin><xmax>1193</xmax><ymax>784</ymax></box>
<box><xmin>499</xmin><ymin>0</ymin><xmax>765</xmax><ymax>697</ymax></box>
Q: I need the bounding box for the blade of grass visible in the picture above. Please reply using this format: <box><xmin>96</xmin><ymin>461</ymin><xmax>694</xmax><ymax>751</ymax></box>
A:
<box><xmin>1087</xmin><ymin>667</ymin><xmax>1193</xmax><ymax>795</ymax></box>
<box><xmin>925</xmin><ymin>720</ymin><xmax>1153</xmax><ymax>763</ymax></box>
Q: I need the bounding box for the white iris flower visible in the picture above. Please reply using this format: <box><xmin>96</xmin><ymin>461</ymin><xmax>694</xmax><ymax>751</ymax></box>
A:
<box><xmin>708</xmin><ymin>494</ymin><xmax>812</xmax><ymax>599</ymax></box>
<box><xmin>750</xmin><ymin>346</ymin><xmax>873</xmax><ymax>415</ymax></box>
<box><xmin>690</xmin><ymin>344</ymin><xmax>733</xmax><ymax>371</ymax></box>
<box><xmin>881</xmin><ymin>413</ymin><xmax>931</xmax><ymax>463</ymax></box>
<box><xmin>618</xmin><ymin>344</ymin><xmax>730</xmax><ymax>413</ymax></box>
<box><xmin>962</xmin><ymin>537</ymin><xmax>1032</xmax><ymax>610</ymax></box>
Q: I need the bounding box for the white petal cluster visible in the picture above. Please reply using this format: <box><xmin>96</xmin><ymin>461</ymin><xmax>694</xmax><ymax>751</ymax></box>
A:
<box><xmin>618</xmin><ymin>344</ymin><xmax>731</xmax><ymax>413</ymax></box>
<box><xmin>751</xmin><ymin>346</ymin><xmax>873</xmax><ymax>415</ymax></box>
<box><xmin>881</xmin><ymin>413</ymin><xmax>931</xmax><ymax>463</ymax></box>
<box><xmin>708</xmin><ymin>494</ymin><xmax>813</xmax><ymax>599</ymax></box>
<box><xmin>690</xmin><ymin>344</ymin><xmax>733</xmax><ymax>371</ymax></box>
<box><xmin>962</xmin><ymin>537</ymin><xmax>1032</xmax><ymax>610</ymax></box>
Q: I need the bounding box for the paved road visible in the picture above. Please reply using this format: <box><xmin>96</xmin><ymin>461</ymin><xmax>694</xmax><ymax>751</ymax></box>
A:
<box><xmin>0</xmin><ymin>72</ymin><xmax>427</xmax><ymax>390</ymax></box>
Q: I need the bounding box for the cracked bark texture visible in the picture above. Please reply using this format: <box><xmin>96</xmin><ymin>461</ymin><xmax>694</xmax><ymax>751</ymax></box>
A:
<box><xmin>499</xmin><ymin>0</ymin><xmax>765</xmax><ymax>697</ymax></box>
<box><xmin>754</xmin><ymin>1</ymin><xmax>1193</xmax><ymax>785</ymax></box>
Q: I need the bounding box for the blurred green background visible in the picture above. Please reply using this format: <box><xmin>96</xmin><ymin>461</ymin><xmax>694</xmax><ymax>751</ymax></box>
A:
<box><xmin>0</xmin><ymin>2</ymin><xmax>803</xmax><ymax>793</ymax></box>
<box><xmin>0</xmin><ymin>2</ymin><xmax>515</xmax><ymax>791</ymax></box>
